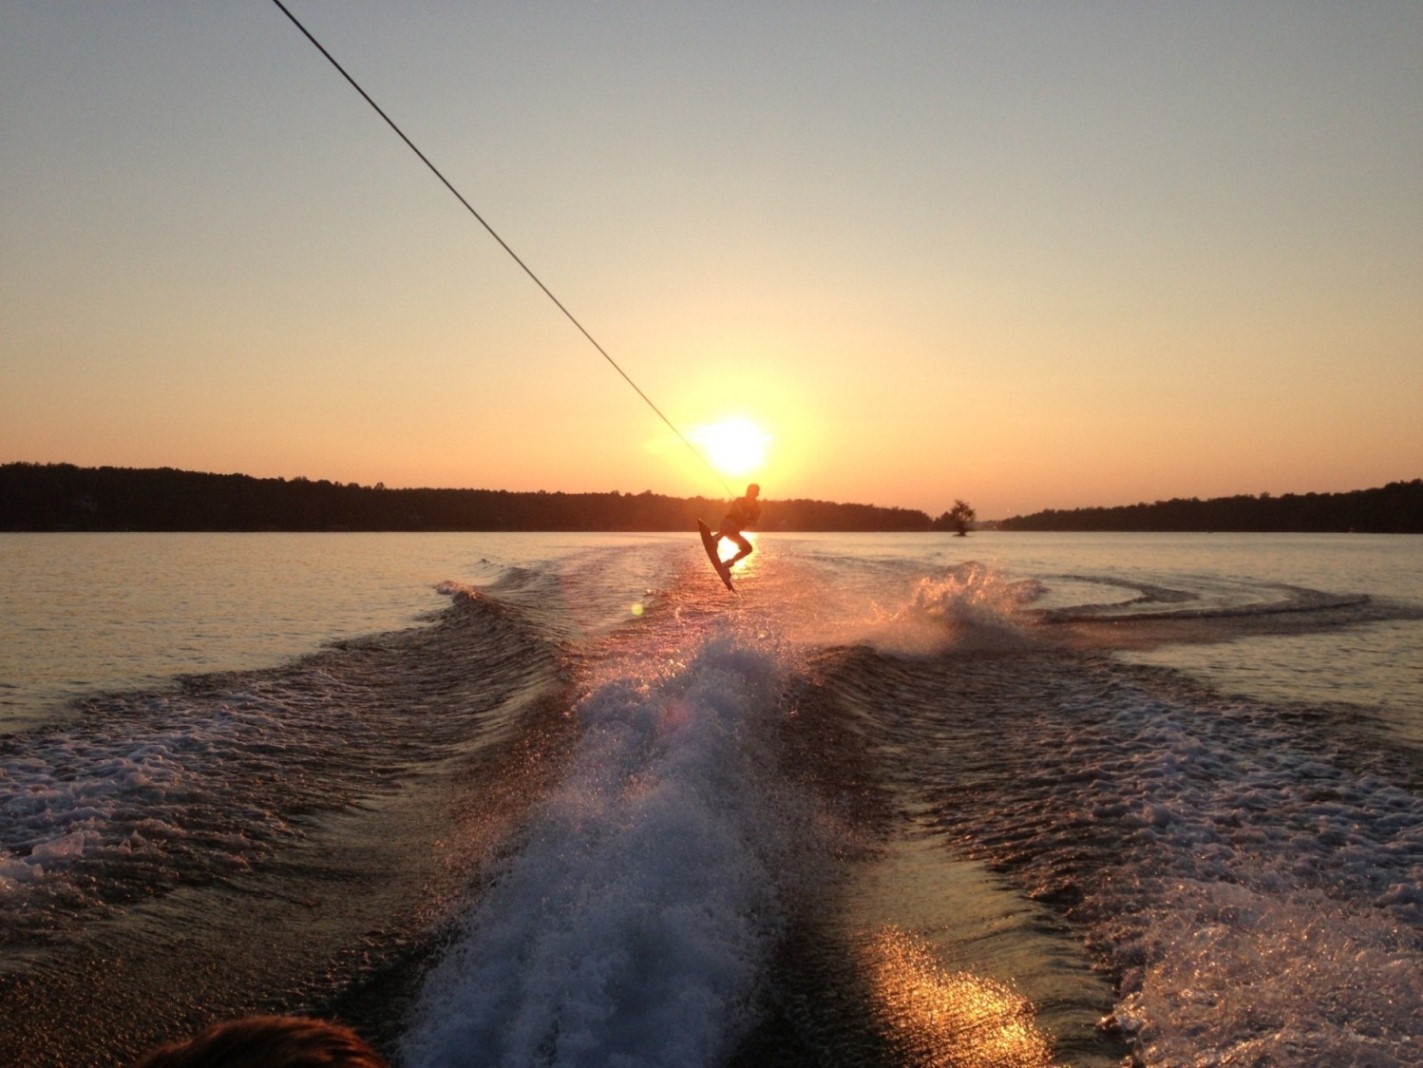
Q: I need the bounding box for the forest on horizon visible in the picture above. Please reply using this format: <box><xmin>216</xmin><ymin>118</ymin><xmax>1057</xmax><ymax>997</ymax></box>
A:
<box><xmin>0</xmin><ymin>463</ymin><xmax>934</xmax><ymax>533</ymax></box>
<box><xmin>1</xmin><ymin>464</ymin><xmax>1419</xmax><ymax>534</ymax></box>
<box><xmin>998</xmin><ymin>479</ymin><xmax>1421</xmax><ymax>534</ymax></box>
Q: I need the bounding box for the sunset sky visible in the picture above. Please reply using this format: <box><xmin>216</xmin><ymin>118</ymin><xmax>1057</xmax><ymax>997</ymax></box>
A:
<box><xmin>3</xmin><ymin>2</ymin><xmax>1420</xmax><ymax>519</ymax></box>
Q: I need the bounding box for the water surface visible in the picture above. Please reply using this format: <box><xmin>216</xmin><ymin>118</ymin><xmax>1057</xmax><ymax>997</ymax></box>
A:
<box><xmin>2</xmin><ymin>531</ymin><xmax>1420</xmax><ymax>1066</ymax></box>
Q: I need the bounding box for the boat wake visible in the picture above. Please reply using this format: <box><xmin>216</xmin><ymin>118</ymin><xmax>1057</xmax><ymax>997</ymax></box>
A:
<box><xmin>3</xmin><ymin>537</ymin><xmax>1421</xmax><ymax>1066</ymax></box>
<box><xmin>403</xmin><ymin>636</ymin><xmax>796</xmax><ymax>1067</ymax></box>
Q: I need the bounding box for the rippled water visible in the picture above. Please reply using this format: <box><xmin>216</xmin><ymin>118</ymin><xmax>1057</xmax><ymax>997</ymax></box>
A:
<box><xmin>2</xmin><ymin>531</ymin><xmax>1420</xmax><ymax>1066</ymax></box>
<box><xmin>0</xmin><ymin>533</ymin><xmax>650</xmax><ymax>732</ymax></box>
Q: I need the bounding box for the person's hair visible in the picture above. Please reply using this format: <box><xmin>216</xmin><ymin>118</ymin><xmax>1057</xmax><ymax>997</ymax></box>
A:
<box><xmin>131</xmin><ymin>1015</ymin><xmax>388</xmax><ymax>1068</ymax></box>
<box><xmin>747</xmin><ymin>483</ymin><xmax>760</xmax><ymax>495</ymax></box>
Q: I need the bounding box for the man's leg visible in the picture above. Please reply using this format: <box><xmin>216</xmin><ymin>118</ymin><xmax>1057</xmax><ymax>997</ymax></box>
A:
<box><xmin>726</xmin><ymin>531</ymin><xmax>753</xmax><ymax>565</ymax></box>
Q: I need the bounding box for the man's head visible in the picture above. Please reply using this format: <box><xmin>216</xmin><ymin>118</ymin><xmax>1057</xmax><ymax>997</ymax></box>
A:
<box><xmin>746</xmin><ymin>483</ymin><xmax>760</xmax><ymax>498</ymax></box>
<box><xmin>132</xmin><ymin>1016</ymin><xmax>388</xmax><ymax>1068</ymax></box>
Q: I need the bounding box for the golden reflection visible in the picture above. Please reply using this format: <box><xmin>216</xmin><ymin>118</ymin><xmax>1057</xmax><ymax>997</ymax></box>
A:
<box><xmin>725</xmin><ymin>530</ymin><xmax>758</xmax><ymax>570</ymax></box>
<box><xmin>860</xmin><ymin>926</ymin><xmax>1058</xmax><ymax>1068</ymax></box>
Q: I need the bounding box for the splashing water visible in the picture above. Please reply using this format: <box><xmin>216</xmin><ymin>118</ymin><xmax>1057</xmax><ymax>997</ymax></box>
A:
<box><xmin>401</xmin><ymin>638</ymin><xmax>794</xmax><ymax>1068</ymax></box>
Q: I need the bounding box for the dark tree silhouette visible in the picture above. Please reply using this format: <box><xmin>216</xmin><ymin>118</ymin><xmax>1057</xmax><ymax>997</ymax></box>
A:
<box><xmin>0</xmin><ymin>463</ymin><xmax>935</xmax><ymax>533</ymax></box>
<box><xmin>998</xmin><ymin>481</ymin><xmax>1422</xmax><ymax>534</ymax></box>
<box><xmin>932</xmin><ymin>499</ymin><xmax>976</xmax><ymax>536</ymax></box>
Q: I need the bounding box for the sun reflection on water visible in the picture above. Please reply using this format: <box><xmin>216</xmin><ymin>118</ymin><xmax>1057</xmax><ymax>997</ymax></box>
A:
<box><xmin>861</xmin><ymin>926</ymin><xmax>1058</xmax><ymax>1067</ymax></box>
<box><xmin>723</xmin><ymin>530</ymin><xmax>759</xmax><ymax>569</ymax></box>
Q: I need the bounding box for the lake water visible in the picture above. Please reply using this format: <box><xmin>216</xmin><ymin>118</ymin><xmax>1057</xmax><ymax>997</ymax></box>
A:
<box><xmin>2</xmin><ymin>531</ymin><xmax>1421</xmax><ymax>1066</ymax></box>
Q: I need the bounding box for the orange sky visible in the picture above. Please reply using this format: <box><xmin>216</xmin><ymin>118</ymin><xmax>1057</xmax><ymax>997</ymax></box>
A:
<box><xmin>3</xmin><ymin>3</ymin><xmax>1420</xmax><ymax>519</ymax></box>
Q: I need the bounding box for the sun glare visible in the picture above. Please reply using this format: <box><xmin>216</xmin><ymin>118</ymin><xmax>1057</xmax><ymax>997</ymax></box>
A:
<box><xmin>693</xmin><ymin>416</ymin><xmax>771</xmax><ymax>479</ymax></box>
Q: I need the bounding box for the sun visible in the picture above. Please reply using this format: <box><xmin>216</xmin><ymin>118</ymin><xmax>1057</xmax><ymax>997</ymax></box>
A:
<box><xmin>692</xmin><ymin>416</ymin><xmax>771</xmax><ymax>479</ymax></box>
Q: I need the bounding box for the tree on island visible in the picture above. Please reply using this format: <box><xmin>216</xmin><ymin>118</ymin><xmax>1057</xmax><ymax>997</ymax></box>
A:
<box><xmin>933</xmin><ymin>499</ymin><xmax>976</xmax><ymax>536</ymax></box>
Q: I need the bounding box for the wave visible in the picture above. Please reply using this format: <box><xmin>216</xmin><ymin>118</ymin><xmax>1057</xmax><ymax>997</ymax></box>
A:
<box><xmin>0</xmin><ymin>590</ymin><xmax>562</xmax><ymax>946</ymax></box>
<box><xmin>890</xmin><ymin>646</ymin><xmax>1423</xmax><ymax>1065</ymax></box>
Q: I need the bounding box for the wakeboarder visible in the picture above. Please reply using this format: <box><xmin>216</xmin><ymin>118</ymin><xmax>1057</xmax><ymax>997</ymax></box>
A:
<box><xmin>697</xmin><ymin>484</ymin><xmax>761</xmax><ymax>591</ymax></box>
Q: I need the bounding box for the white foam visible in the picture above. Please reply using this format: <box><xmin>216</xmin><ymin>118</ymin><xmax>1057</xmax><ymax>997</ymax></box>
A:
<box><xmin>861</xmin><ymin>561</ymin><xmax>1040</xmax><ymax>654</ymax></box>
<box><xmin>1059</xmin><ymin>689</ymin><xmax>1423</xmax><ymax>1062</ymax></box>
<box><xmin>401</xmin><ymin>637</ymin><xmax>790</xmax><ymax>1068</ymax></box>
<box><xmin>1115</xmin><ymin>878</ymin><xmax>1423</xmax><ymax>1065</ymax></box>
<box><xmin>0</xmin><ymin>692</ymin><xmax>308</xmax><ymax>920</ymax></box>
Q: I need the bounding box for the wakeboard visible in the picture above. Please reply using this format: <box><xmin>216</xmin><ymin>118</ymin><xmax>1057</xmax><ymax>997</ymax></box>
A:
<box><xmin>697</xmin><ymin>520</ymin><xmax>735</xmax><ymax>591</ymax></box>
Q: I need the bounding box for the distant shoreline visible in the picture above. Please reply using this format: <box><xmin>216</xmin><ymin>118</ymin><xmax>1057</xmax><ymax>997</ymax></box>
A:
<box><xmin>2</xmin><ymin>463</ymin><xmax>1419</xmax><ymax>534</ymax></box>
<box><xmin>998</xmin><ymin>480</ymin><xmax>1421</xmax><ymax>535</ymax></box>
<box><xmin>0</xmin><ymin>462</ymin><xmax>933</xmax><ymax>534</ymax></box>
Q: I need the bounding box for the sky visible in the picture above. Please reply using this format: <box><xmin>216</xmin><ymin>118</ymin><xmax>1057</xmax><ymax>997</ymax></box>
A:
<box><xmin>3</xmin><ymin>2</ymin><xmax>1420</xmax><ymax>520</ymax></box>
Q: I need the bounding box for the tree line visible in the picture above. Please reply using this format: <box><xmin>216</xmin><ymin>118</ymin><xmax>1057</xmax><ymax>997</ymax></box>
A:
<box><xmin>998</xmin><ymin>480</ymin><xmax>1422</xmax><ymax>534</ymax></box>
<box><xmin>14</xmin><ymin>463</ymin><xmax>1412</xmax><ymax>534</ymax></box>
<box><xmin>0</xmin><ymin>463</ymin><xmax>936</xmax><ymax>533</ymax></box>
